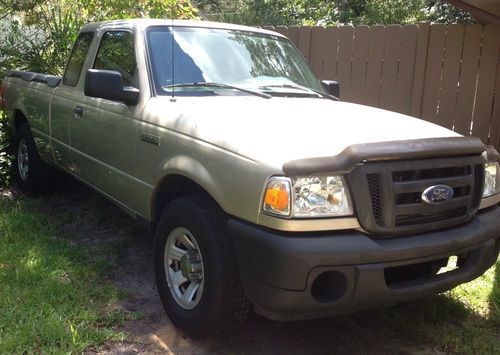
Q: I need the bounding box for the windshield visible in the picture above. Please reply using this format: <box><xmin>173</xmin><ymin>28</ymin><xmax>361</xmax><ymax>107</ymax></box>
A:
<box><xmin>146</xmin><ymin>26</ymin><xmax>325</xmax><ymax>97</ymax></box>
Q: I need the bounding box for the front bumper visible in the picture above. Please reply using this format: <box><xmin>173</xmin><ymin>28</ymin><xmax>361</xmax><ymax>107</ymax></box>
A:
<box><xmin>228</xmin><ymin>205</ymin><xmax>500</xmax><ymax>321</ymax></box>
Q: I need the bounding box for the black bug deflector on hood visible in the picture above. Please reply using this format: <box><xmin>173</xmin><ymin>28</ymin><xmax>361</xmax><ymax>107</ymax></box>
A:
<box><xmin>282</xmin><ymin>137</ymin><xmax>487</xmax><ymax>176</ymax></box>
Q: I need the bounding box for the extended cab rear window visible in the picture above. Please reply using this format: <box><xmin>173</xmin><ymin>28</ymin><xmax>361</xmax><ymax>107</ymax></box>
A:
<box><xmin>63</xmin><ymin>32</ymin><xmax>94</xmax><ymax>87</ymax></box>
<box><xmin>94</xmin><ymin>31</ymin><xmax>138</xmax><ymax>88</ymax></box>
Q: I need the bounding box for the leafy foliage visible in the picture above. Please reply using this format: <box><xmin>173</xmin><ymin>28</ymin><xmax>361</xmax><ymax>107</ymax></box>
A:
<box><xmin>82</xmin><ymin>0</ymin><xmax>199</xmax><ymax>22</ymax></box>
<box><xmin>0</xmin><ymin>112</ymin><xmax>13</xmax><ymax>187</ymax></box>
<box><xmin>426</xmin><ymin>0</ymin><xmax>476</xmax><ymax>24</ymax></box>
<box><xmin>197</xmin><ymin>0</ymin><xmax>476</xmax><ymax>25</ymax></box>
<box><xmin>358</xmin><ymin>0</ymin><xmax>428</xmax><ymax>25</ymax></box>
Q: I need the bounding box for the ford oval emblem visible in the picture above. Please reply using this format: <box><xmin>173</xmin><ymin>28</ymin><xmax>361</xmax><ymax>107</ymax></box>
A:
<box><xmin>421</xmin><ymin>185</ymin><xmax>454</xmax><ymax>204</ymax></box>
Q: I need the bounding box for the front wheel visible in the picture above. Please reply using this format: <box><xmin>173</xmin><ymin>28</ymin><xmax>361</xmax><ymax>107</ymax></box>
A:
<box><xmin>154</xmin><ymin>195</ymin><xmax>249</xmax><ymax>339</ymax></box>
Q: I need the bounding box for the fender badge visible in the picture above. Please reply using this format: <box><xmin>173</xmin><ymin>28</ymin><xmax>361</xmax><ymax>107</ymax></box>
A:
<box><xmin>140</xmin><ymin>133</ymin><xmax>161</xmax><ymax>146</ymax></box>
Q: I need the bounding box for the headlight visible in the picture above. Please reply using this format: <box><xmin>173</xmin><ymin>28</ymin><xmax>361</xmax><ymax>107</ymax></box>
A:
<box><xmin>262</xmin><ymin>176</ymin><xmax>353</xmax><ymax>218</ymax></box>
<box><xmin>483</xmin><ymin>162</ymin><xmax>500</xmax><ymax>197</ymax></box>
<box><xmin>292</xmin><ymin>176</ymin><xmax>353</xmax><ymax>217</ymax></box>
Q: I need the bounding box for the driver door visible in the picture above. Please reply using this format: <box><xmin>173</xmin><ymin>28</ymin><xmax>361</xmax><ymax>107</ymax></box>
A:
<box><xmin>70</xmin><ymin>29</ymin><xmax>141</xmax><ymax>211</ymax></box>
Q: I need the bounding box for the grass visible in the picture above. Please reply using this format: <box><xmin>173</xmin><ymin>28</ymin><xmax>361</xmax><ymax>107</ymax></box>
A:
<box><xmin>0</xmin><ymin>193</ymin><xmax>132</xmax><ymax>353</ymax></box>
<box><xmin>377</xmin><ymin>257</ymin><xmax>500</xmax><ymax>354</ymax></box>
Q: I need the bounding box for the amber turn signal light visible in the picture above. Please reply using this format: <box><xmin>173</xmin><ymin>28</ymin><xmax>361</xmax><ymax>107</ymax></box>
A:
<box><xmin>262</xmin><ymin>178</ymin><xmax>291</xmax><ymax>216</ymax></box>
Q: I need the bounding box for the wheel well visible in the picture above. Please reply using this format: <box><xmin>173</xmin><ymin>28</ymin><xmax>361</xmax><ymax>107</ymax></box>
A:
<box><xmin>13</xmin><ymin>110</ymin><xmax>28</xmax><ymax>131</ymax></box>
<box><xmin>153</xmin><ymin>174</ymin><xmax>217</xmax><ymax>222</ymax></box>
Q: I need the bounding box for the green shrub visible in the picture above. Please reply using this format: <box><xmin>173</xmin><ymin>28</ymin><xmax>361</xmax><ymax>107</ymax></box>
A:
<box><xmin>0</xmin><ymin>111</ymin><xmax>13</xmax><ymax>187</ymax></box>
<box><xmin>198</xmin><ymin>0</ymin><xmax>475</xmax><ymax>26</ymax></box>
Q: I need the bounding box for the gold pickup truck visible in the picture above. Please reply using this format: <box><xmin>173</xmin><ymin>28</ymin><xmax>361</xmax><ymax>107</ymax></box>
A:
<box><xmin>1</xmin><ymin>19</ymin><xmax>499</xmax><ymax>339</ymax></box>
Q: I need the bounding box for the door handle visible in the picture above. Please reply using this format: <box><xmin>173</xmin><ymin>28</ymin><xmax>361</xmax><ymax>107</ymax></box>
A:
<box><xmin>73</xmin><ymin>106</ymin><xmax>84</xmax><ymax>118</ymax></box>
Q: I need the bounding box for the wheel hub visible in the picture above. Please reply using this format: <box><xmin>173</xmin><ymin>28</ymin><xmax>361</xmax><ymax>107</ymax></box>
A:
<box><xmin>180</xmin><ymin>250</ymin><xmax>203</xmax><ymax>283</ymax></box>
<box><xmin>164</xmin><ymin>227</ymin><xmax>205</xmax><ymax>310</ymax></box>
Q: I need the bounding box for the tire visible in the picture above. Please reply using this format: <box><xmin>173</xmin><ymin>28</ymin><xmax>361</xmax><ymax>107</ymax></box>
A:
<box><xmin>14</xmin><ymin>124</ymin><xmax>54</xmax><ymax>194</ymax></box>
<box><xmin>154</xmin><ymin>194</ymin><xmax>249</xmax><ymax>339</ymax></box>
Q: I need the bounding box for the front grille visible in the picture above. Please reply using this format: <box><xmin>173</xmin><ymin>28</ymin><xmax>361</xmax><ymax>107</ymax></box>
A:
<box><xmin>348</xmin><ymin>155</ymin><xmax>485</xmax><ymax>236</ymax></box>
<box><xmin>367</xmin><ymin>173</ymin><xmax>382</xmax><ymax>224</ymax></box>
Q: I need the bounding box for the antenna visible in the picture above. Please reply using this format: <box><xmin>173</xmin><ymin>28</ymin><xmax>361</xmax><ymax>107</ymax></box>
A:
<box><xmin>170</xmin><ymin>2</ymin><xmax>176</xmax><ymax>102</ymax></box>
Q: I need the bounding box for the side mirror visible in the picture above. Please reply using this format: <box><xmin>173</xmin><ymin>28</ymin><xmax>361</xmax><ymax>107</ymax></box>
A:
<box><xmin>321</xmin><ymin>80</ymin><xmax>340</xmax><ymax>99</ymax></box>
<box><xmin>84</xmin><ymin>69</ymin><xmax>140</xmax><ymax>106</ymax></box>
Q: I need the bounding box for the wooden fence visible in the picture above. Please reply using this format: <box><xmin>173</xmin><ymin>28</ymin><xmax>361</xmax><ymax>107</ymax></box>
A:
<box><xmin>263</xmin><ymin>24</ymin><xmax>500</xmax><ymax>150</ymax></box>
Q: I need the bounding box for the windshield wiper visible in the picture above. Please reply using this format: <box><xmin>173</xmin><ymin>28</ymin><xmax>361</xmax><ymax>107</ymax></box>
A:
<box><xmin>162</xmin><ymin>82</ymin><xmax>271</xmax><ymax>99</ymax></box>
<box><xmin>259</xmin><ymin>84</ymin><xmax>339</xmax><ymax>101</ymax></box>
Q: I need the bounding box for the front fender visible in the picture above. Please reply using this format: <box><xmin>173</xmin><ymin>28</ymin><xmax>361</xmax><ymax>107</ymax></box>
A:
<box><xmin>156</xmin><ymin>154</ymin><xmax>227</xmax><ymax>211</ymax></box>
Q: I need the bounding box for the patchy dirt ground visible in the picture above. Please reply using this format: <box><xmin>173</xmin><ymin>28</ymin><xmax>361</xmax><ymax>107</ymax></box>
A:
<box><xmin>28</xmin><ymin>180</ymin><xmax>463</xmax><ymax>354</ymax></box>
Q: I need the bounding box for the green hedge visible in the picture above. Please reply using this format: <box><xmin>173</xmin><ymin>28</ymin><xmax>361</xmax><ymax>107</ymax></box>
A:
<box><xmin>0</xmin><ymin>111</ymin><xmax>13</xmax><ymax>187</ymax></box>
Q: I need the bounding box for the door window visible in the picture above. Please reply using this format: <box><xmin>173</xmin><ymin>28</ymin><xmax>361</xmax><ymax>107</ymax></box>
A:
<box><xmin>94</xmin><ymin>31</ymin><xmax>138</xmax><ymax>88</ymax></box>
<box><xmin>63</xmin><ymin>32</ymin><xmax>94</xmax><ymax>86</ymax></box>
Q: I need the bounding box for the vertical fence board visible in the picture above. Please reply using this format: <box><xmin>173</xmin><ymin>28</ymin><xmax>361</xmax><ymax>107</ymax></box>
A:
<box><xmin>365</xmin><ymin>26</ymin><xmax>386</xmax><ymax>107</ymax></box>
<box><xmin>297</xmin><ymin>27</ymin><xmax>312</xmax><ymax>60</ymax></box>
<box><xmin>395</xmin><ymin>25</ymin><xmax>418</xmax><ymax>114</ymax></box>
<box><xmin>380</xmin><ymin>25</ymin><xmax>402</xmax><ymax>111</ymax></box>
<box><xmin>287</xmin><ymin>26</ymin><xmax>300</xmax><ymax>47</ymax></box>
<box><xmin>309</xmin><ymin>26</ymin><xmax>339</xmax><ymax>80</ymax></box>
<box><xmin>337</xmin><ymin>26</ymin><xmax>355</xmax><ymax>101</ymax></box>
<box><xmin>454</xmin><ymin>25</ymin><xmax>483</xmax><ymax>136</ymax></box>
<box><xmin>309</xmin><ymin>27</ymin><xmax>326</xmax><ymax>78</ymax></box>
<box><xmin>350</xmin><ymin>26</ymin><xmax>370</xmax><ymax>104</ymax></box>
<box><xmin>410</xmin><ymin>23</ymin><xmax>430</xmax><ymax>117</ymax></box>
<box><xmin>274</xmin><ymin>26</ymin><xmax>288</xmax><ymax>37</ymax></box>
<box><xmin>420</xmin><ymin>24</ymin><xmax>447</xmax><ymax>124</ymax></box>
<box><xmin>471</xmin><ymin>25</ymin><xmax>500</xmax><ymax>142</ymax></box>
<box><xmin>324</xmin><ymin>27</ymin><xmax>340</xmax><ymax>80</ymax></box>
<box><xmin>435</xmin><ymin>25</ymin><xmax>465</xmax><ymax>130</ymax></box>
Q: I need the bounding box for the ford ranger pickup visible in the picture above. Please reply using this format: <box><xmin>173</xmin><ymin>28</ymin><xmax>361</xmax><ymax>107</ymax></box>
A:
<box><xmin>1</xmin><ymin>19</ymin><xmax>499</xmax><ymax>339</ymax></box>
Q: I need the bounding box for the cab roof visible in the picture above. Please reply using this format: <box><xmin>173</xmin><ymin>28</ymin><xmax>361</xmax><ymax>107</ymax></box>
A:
<box><xmin>81</xmin><ymin>19</ymin><xmax>286</xmax><ymax>38</ymax></box>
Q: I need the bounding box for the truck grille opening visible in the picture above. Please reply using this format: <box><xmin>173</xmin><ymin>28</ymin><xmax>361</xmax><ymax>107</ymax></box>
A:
<box><xmin>348</xmin><ymin>156</ymin><xmax>485</xmax><ymax>236</ymax></box>
<box><xmin>384</xmin><ymin>255</ymin><xmax>466</xmax><ymax>288</ymax></box>
<box><xmin>367</xmin><ymin>173</ymin><xmax>382</xmax><ymax>224</ymax></box>
<box><xmin>392</xmin><ymin>166</ymin><xmax>470</xmax><ymax>182</ymax></box>
<box><xmin>394</xmin><ymin>207</ymin><xmax>467</xmax><ymax>226</ymax></box>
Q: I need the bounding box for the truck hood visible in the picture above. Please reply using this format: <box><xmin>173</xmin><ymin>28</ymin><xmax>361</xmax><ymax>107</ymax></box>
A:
<box><xmin>147</xmin><ymin>96</ymin><xmax>461</xmax><ymax>170</ymax></box>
